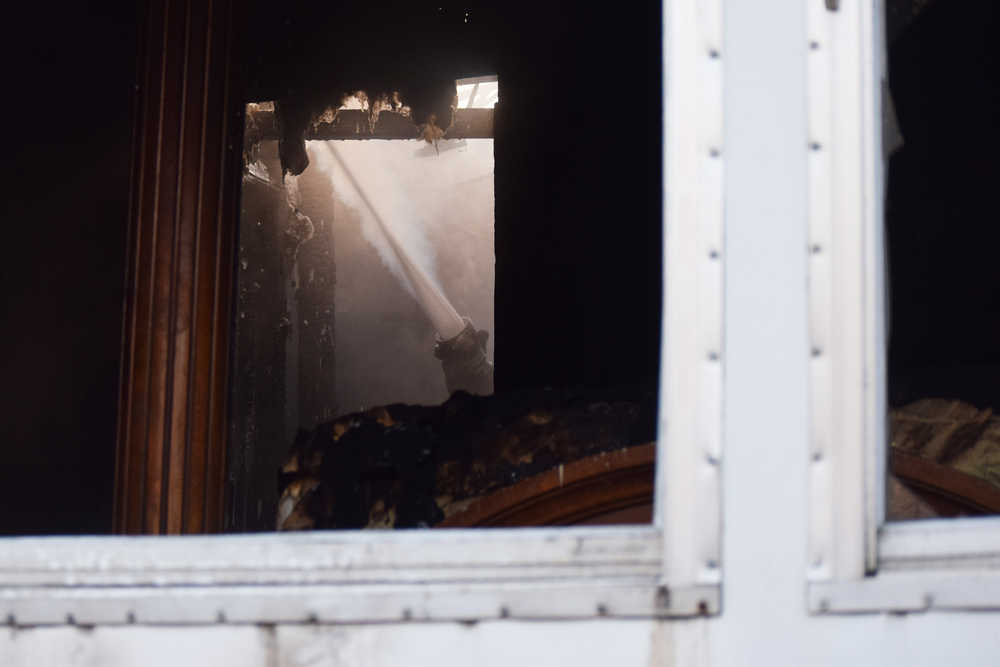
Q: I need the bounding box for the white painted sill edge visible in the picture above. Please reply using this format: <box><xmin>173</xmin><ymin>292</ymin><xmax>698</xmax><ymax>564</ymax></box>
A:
<box><xmin>0</xmin><ymin>526</ymin><xmax>721</xmax><ymax>625</ymax></box>
<box><xmin>809</xmin><ymin>517</ymin><xmax>1000</xmax><ymax>614</ymax></box>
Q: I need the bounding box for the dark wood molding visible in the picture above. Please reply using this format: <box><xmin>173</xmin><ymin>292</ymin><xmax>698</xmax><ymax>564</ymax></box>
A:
<box><xmin>890</xmin><ymin>449</ymin><xmax>1000</xmax><ymax>515</ymax></box>
<box><xmin>438</xmin><ymin>444</ymin><xmax>655</xmax><ymax>527</ymax></box>
<box><xmin>114</xmin><ymin>0</ymin><xmax>244</xmax><ymax>534</ymax></box>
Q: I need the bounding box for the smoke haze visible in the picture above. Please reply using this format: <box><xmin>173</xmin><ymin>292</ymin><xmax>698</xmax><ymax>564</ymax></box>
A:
<box><xmin>296</xmin><ymin>138</ymin><xmax>495</xmax><ymax>413</ymax></box>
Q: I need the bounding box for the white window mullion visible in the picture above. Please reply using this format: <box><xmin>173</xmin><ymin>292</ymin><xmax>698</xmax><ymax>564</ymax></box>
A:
<box><xmin>660</xmin><ymin>0</ymin><xmax>724</xmax><ymax>599</ymax></box>
<box><xmin>808</xmin><ymin>0</ymin><xmax>1000</xmax><ymax>615</ymax></box>
<box><xmin>807</xmin><ymin>0</ymin><xmax>877</xmax><ymax>588</ymax></box>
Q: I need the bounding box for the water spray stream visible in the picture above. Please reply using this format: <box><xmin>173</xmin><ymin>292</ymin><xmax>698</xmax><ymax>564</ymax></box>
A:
<box><xmin>322</xmin><ymin>142</ymin><xmax>466</xmax><ymax>341</ymax></box>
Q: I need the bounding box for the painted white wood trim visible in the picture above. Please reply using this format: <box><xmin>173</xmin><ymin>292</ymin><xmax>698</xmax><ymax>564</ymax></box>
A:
<box><xmin>806</xmin><ymin>0</ymin><xmax>882</xmax><ymax>584</ymax></box>
<box><xmin>0</xmin><ymin>528</ymin><xmax>723</xmax><ymax>623</ymax></box>
<box><xmin>815</xmin><ymin>518</ymin><xmax>1000</xmax><ymax>612</ymax></box>
<box><xmin>810</xmin><ymin>571</ymin><xmax>1000</xmax><ymax>614</ymax></box>
<box><xmin>859</xmin><ymin>0</ymin><xmax>888</xmax><ymax>574</ymax></box>
<box><xmin>807</xmin><ymin>0</ymin><xmax>1000</xmax><ymax>614</ymax></box>
<box><xmin>805</xmin><ymin>0</ymin><xmax>837</xmax><ymax>585</ymax></box>
<box><xmin>0</xmin><ymin>528</ymin><xmax>659</xmax><ymax>587</ymax></box>
<box><xmin>0</xmin><ymin>581</ymin><xmax>720</xmax><ymax>627</ymax></box>
<box><xmin>879</xmin><ymin>518</ymin><xmax>1000</xmax><ymax>571</ymax></box>
<box><xmin>659</xmin><ymin>0</ymin><xmax>724</xmax><ymax>592</ymax></box>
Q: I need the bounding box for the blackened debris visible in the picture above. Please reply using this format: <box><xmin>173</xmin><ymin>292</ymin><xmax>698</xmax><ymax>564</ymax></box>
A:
<box><xmin>276</xmin><ymin>385</ymin><xmax>656</xmax><ymax>530</ymax></box>
<box><xmin>276</xmin><ymin>99</ymin><xmax>313</xmax><ymax>177</ymax></box>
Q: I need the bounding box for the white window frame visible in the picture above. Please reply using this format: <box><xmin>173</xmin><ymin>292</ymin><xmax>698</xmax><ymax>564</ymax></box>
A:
<box><xmin>0</xmin><ymin>0</ymin><xmax>724</xmax><ymax>626</ymax></box>
<box><xmin>806</xmin><ymin>0</ymin><xmax>1000</xmax><ymax>614</ymax></box>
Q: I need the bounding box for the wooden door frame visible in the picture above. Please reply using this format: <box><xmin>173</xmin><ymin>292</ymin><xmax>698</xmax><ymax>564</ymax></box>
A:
<box><xmin>114</xmin><ymin>0</ymin><xmax>245</xmax><ymax>534</ymax></box>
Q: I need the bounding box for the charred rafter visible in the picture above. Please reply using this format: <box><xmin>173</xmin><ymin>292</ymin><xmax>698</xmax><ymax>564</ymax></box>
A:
<box><xmin>253</xmin><ymin>107</ymin><xmax>493</xmax><ymax>142</ymax></box>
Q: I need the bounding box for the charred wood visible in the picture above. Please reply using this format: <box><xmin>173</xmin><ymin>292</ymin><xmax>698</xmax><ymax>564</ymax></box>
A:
<box><xmin>276</xmin><ymin>386</ymin><xmax>656</xmax><ymax>530</ymax></box>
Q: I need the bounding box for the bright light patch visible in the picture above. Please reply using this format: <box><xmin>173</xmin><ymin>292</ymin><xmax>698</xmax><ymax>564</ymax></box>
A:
<box><xmin>456</xmin><ymin>76</ymin><xmax>499</xmax><ymax>109</ymax></box>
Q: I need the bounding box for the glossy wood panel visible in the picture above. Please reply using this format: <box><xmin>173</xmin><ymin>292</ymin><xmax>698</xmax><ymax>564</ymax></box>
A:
<box><xmin>114</xmin><ymin>0</ymin><xmax>243</xmax><ymax>534</ymax></box>
<box><xmin>438</xmin><ymin>444</ymin><xmax>655</xmax><ymax>527</ymax></box>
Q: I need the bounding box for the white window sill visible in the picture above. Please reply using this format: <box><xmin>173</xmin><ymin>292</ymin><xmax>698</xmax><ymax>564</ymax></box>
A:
<box><xmin>810</xmin><ymin>517</ymin><xmax>1000</xmax><ymax>614</ymax></box>
<box><xmin>0</xmin><ymin>527</ymin><xmax>720</xmax><ymax>625</ymax></box>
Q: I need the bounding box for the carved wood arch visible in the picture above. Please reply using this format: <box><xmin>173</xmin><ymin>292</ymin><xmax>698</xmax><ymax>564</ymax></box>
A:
<box><xmin>438</xmin><ymin>444</ymin><xmax>655</xmax><ymax>527</ymax></box>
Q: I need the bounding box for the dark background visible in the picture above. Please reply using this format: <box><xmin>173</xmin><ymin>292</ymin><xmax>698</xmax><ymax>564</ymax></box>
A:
<box><xmin>0</xmin><ymin>0</ymin><xmax>994</xmax><ymax>534</ymax></box>
<box><xmin>885</xmin><ymin>0</ymin><xmax>1000</xmax><ymax>409</ymax></box>
<box><xmin>0</xmin><ymin>1</ymin><xmax>136</xmax><ymax>533</ymax></box>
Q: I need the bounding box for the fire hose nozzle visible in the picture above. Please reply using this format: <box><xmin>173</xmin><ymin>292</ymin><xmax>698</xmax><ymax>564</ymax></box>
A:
<box><xmin>434</xmin><ymin>318</ymin><xmax>494</xmax><ymax>396</ymax></box>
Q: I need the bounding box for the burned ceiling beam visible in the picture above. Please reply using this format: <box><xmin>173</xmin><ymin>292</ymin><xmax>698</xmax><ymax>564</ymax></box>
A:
<box><xmin>253</xmin><ymin>108</ymin><xmax>493</xmax><ymax>142</ymax></box>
